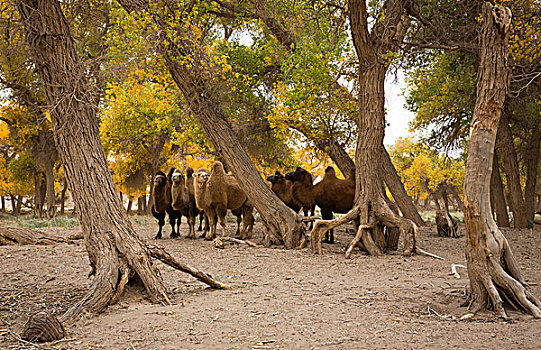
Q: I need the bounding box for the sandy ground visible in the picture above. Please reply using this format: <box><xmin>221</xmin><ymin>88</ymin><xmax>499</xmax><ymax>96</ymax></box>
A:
<box><xmin>1</xmin><ymin>216</ymin><xmax>540</xmax><ymax>350</ymax></box>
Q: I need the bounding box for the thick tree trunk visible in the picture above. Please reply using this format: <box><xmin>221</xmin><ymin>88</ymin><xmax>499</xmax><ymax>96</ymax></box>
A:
<box><xmin>248</xmin><ymin>0</ymin><xmax>424</xmax><ymax>228</ymax></box>
<box><xmin>463</xmin><ymin>3</ymin><xmax>540</xmax><ymax>318</ymax></box>
<box><xmin>490</xmin><ymin>151</ymin><xmax>510</xmax><ymax>227</ymax></box>
<box><xmin>311</xmin><ymin>0</ymin><xmax>430</xmax><ymax>259</ymax></box>
<box><xmin>17</xmin><ymin>0</ymin><xmax>170</xmax><ymax>324</ymax></box>
<box><xmin>497</xmin><ymin>116</ymin><xmax>528</xmax><ymax>228</ymax></box>
<box><xmin>1</xmin><ymin>196</ymin><xmax>5</xmax><ymax>212</ymax></box>
<box><xmin>524</xmin><ymin>124</ymin><xmax>540</xmax><ymax>222</ymax></box>
<box><xmin>117</xmin><ymin>0</ymin><xmax>304</xmax><ymax>248</ymax></box>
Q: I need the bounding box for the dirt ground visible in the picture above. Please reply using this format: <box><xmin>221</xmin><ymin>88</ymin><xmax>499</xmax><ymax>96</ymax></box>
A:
<box><xmin>1</xmin><ymin>216</ymin><xmax>540</xmax><ymax>350</ymax></box>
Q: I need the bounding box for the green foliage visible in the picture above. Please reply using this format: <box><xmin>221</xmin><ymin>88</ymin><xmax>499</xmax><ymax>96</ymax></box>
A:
<box><xmin>405</xmin><ymin>53</ymin><xmax>477</xmax><ymax>151</ymax></box>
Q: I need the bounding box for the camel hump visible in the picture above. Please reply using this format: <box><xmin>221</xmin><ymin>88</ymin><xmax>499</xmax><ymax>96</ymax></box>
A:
<box><xmin>212</xmin><ymin>161</ymin><xmax>225</xmax><ymax>174</ymax></box>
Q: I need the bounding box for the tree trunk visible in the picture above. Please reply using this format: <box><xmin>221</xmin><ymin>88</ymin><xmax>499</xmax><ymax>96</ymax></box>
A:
<box><xmin>34</xmin><ymin>172</ymin><xmax>46</xmax><ymax>218</ymax></box>
<box><xmin>60</xmin><ymin>177</ymin><xmax>68</xmax><ymax>215</ymax></box>
<box><xmin>1</xmin><ymin>196</ymin><xmax>5</xmax><ymax>212</ymax></box>
<box><xmin>497</xmin><ymin>115</ymin><xmax>528</xmax><ymax>228</ymax></box>
<box><xmin>244</xmin><ymin>0</ymin><xmax>425</xmax><ymax>228</ymax></box>
<box><xmin>137</xmin><ymin>196</ymin><xmax>146</xmax><ymax>215</ymax></box>
<box><xmin>524</xmin><ymin>124</ymin><xmax>540</xmax><ymax>223</ymax></box>
<box><xmin>463</xmin><ymin>3</ymin><xmax>540</xmax><ymax>318</ymax></box>
<box><xmin>10</xmin><ymin>195</ymin><xmax>16</xmax><ymax>215</ymax></box>
<box><xmin>126</xmin><ymin>197</ymin><xmax>133</xmax><ymax>215</ymax></box>
<box><xmin>44</xmin><ymin>163</ymin><xmax>56</xmax><ymax>219</ymax></box>
<box><xmin>490</xmin><ymin>151</ymin><xmax>510</xmax><ymax>227</ymax></box>
<box><xmin>17</xmin><ymin>0</ymin><xmax>171</xmax><ymax>323</ymax></box>
<box><xmin>16</xmin><ymin>195</ymin><xmax>22</xmax><ymax>216</ymax></box>
<box><xmin>380</xmin><ymin>147</ymin><xmax>426</xmax><ymax>226</ymax></box>
<box><xmin>447</xmin><ymin>184</ymin><xmax>464</xmax><ymax>212</ymax></box>
<box><xmin>311</xmin><ymin>0</ymin><xmax>427</xmax><ymax>258</ymax></box>
<box><xmin>117</xmin><ymin>0</ymin><xmax>305</xmax><ymax>248</ymax></box>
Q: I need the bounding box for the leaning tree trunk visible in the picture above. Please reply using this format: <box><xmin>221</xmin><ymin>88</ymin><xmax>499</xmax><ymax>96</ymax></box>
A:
<box><xmin>17</xmin><ymin>0</ymin><xmax>171</xmax><ymax>323</ymax></box>
<box><xmin>117</xmin><ymin>0</ymin><xmax>305</xmax><ymax>248</ymax></box>
<box><xmin>380</xmin><ymin>147</ymin><xmax>425</xmax><ymax>226</ymax></box>
<box><xmin>463</xmin><ymin>3</ymin><xmax>540</xmax><ymax>318</ymax></box>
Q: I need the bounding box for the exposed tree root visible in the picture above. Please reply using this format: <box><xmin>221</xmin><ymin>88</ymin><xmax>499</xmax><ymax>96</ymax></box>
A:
<box><xmin>0</xmin><ymin>226</ymin><xmax>74</xmax><ymax>245</ymax></box>
<box><xmin>310</xmin><ymin>202</ymin><xmax>441</xmax><ymax>259</ymax></box>
<box><xmin>467</xmin><ymin>224</ymin><xmax>541</xmax><ymax>319</ymax></box>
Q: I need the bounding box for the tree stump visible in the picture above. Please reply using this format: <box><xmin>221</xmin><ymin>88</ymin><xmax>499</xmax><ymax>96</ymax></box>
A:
<box><xmin>435</xmin><ymin>210</ymin><xmax>458</xmax><ymax>238</ymax></box>
<box><xmin>21</xmin><ymin>311</ymin><xmax>65</xmax><ymax>342</ymax></box>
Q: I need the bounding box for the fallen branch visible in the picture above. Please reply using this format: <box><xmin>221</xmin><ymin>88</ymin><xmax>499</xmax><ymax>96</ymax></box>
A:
<box><xmin>0</xmin><ymin>226</ymin><xmax>73</xmax><ymax>246</ymax></box>
<box><xmin>414</xmin><ymin>247</ymin><xmax>445</xmax><ymax>260</ymax></box>
<box><xmin>214</xmin><ymin>237</ymin><xmax>263</xmax><ymax>249</ymax></box>
<box><xmin>451</xmin><ymin>264</ymin><xmax>468</xmax><ymax>279</ymax></box>
<box><xmin>148</xmin><ymin>246</ymin><xmax>230</xmax><ymax>289</ymax></box>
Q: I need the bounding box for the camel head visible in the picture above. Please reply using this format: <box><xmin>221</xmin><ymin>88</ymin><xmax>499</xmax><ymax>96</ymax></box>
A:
<box><xmin>266</xmin><ymin>170</ymin><xmax>284</xmax><ymax>185</ymax></box>
<box><xmin>285</xmin><ymin>167</ymin><xmax>312</xmax><ymax>184</ymax></box>
<box><xmin>171</xmin><ymin>169</ymin><xmax>185</xmax><ymax>184</ymax></box>
<box><xmin>194</xmin><ymin>169</ymin><xmax>209</xmax><ymax>186</ymax></box>
<box><xmin>154</xmin><ymin>171</ymin><xmax>167</xmax><ymax>187</ymax></box>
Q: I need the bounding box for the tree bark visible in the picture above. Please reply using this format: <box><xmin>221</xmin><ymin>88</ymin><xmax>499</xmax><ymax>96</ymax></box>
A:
<box><xmin>497</xmin><ymin>115</ymin><xmax>528</xmax><ymax>228</ymax></box>
<box><xmin>117</xmin><ymin>0</ymin><xmax>305</xmax><ymax>248</ymax></box>
<box><xmin>490</xmin><ymin>151</ymin><xmax>510</xmax><ymax>227</ymax></box>
<box><xmin>463</xmin><ymin>3</ymin><xmax>540</xmax><ymax>318</ymax></box>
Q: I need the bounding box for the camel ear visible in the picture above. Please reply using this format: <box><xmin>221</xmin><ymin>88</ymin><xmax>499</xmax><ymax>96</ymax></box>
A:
<box><xmin>275</xmin><ymin>170</ymin><xmax>281</xmax><ymax>176</ymax></box>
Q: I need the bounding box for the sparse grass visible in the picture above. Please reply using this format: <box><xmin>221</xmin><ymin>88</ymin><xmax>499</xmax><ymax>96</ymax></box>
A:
<box><xmin>9</xmin><ymin>215</ymin><xmax>81</xmax><ymax>228</ymax></box>
<box><xmin>131</xmin><ymin>215</ymin><xmax>154</xmax><ymax>226</ymax></box>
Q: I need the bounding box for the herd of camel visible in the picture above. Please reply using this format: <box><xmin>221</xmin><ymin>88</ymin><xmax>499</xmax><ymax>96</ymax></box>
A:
<box><xmin>151</xmin><ymin>161</ymin><xmax>355</xmax><ymax>243</ymax></box>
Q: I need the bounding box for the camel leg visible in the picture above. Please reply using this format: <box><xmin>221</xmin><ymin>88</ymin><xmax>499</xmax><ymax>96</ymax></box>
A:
<box><xmin>170</xmin><ymin>213</ymin><xmax>180</xmax><ymax>239</ymax></box>
<box><xmin>321</xmin><ymin>208</ymin><xmax>334</xmax><ymax>243</ymax></box>
<box><xmin>231</xmin><ymin>208</ymin><xmax>242</xmax><ymax>237</ymax></box>
<box><xmin>197</xmin><ymin>211</ymin><xmax>204</xmax><ymax>231</ymax></box>
<box><xmin>242</xmin><ymin>206</ymin><xmax>254</xmax><ymax>239</ymax></box>
<box><xmin>216</xmin><ymin>205</ymin><xmax>228</xmax><ymax>238</ymax></box>
<box><xmin>152</xmin><ymin>206</ymin><xmax>166</xmax><ymax>240</ymax></box>
<box><xmin>205</xmin><ymin>209</ymin><xmax>217</xmax><ymax>240</ymax></box>
<box><xmin>186</xmin><ymin>208</ymin><xmax>197</xmax><ymax>239</ymax></box>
